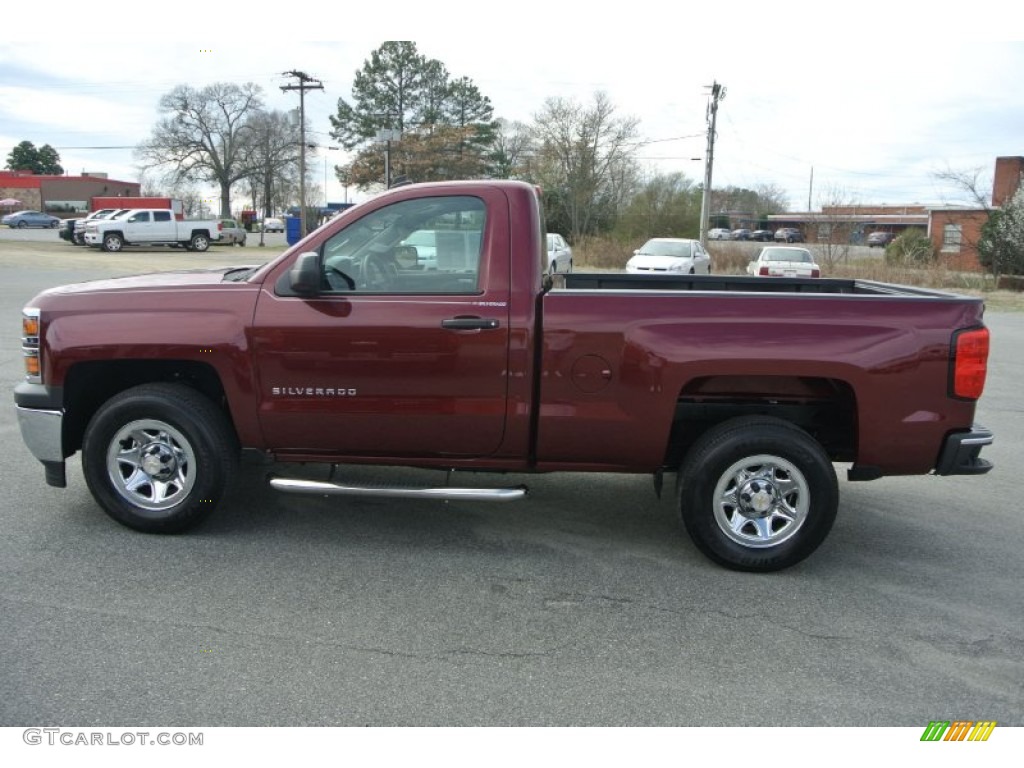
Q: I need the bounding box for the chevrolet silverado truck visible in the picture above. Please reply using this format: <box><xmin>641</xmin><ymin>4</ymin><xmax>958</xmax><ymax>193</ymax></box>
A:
<box><xmin>83</xmin><ymin>208</ymin><xmax>220</xmax><ymax>252</ymax></box>
<box><xmin>14</xmin><ymin>180</ymin><xmax>993</xmax><ymax>571</ymax></box>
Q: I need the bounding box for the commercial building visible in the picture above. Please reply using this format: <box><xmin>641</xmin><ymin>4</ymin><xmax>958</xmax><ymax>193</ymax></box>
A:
<box><xmin>763</xmin><ymin>156</ymin><xmax>1024</xmax><ymax>271</ymax></box>
<box><xmin>0</xmin><ymin>170</ymin><xmax>141</xmax><ymax>216</ymax></box>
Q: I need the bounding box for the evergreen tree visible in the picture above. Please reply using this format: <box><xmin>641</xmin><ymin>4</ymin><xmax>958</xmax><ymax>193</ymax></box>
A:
<box><xmin>6</xmin><ymin>141</ymin><xmax>64</xmax><ymax>174</ymax></box>
<box><xmin>329</xmin><ymin>42</ymin><xmax>496</xmax><ymax>188</ymax></box>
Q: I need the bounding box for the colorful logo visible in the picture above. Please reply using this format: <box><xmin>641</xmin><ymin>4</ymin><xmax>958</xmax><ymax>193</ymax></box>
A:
<box><xmin>920</xmin><ymin>721</ymin><xmax>997</xmax><ymax>742</ymax></box>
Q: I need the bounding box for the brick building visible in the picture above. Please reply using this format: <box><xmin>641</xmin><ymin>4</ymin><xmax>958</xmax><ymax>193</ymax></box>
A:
<box><xmin>0</xmin><ymin>170</ymin><xmax>141</xmax><ymax>217</ymax></box>
<box><xmin>764</xmin><ymin>156</ymin><xmax>1024</xmax><ymax>271</ymax></box>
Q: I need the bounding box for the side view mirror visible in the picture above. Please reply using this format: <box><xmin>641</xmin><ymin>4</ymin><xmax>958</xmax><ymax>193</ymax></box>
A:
<box><xmin>633</xmin><ymin>249</ymin><xmax>640</xmax><ymax>255</ymax></box>
<box><xmin>393</xmin><ymin>245</ymin><xmax>419</xmax><ymax>269</ymax></box>
<box><xmin>289</xmin><ymin>251</ymin><xmax>321</xmax><ymax>296</ymax></box>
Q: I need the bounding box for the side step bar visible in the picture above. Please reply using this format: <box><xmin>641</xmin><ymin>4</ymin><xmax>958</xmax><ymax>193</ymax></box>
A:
<box><xmin>268</xmin><ymin>475</ymin><xmax>528</xmax><ymax>502</ymax></box>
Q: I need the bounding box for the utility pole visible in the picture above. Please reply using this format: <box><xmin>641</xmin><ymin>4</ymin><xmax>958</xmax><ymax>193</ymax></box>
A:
<box><xmin>281</xmin><ymin>70</ymin><xmax>323</xmax><ymax>238</ymax></box>
<box><xmin>698</xmin><ymin>81</ymin><xmax>726</xmax><ymax>246</ymax></box>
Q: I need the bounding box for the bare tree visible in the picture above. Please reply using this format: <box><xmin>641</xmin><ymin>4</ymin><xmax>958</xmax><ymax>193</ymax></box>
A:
<box><xmin>244</xmin><ymin>110</ymin><xmax>301</xmax><ymax>220</ymax></box>
<box><xmin>933</xmin><ymin>165</ymin><xmax>992</xmax><ymax>209</ymax></box>
<box><xmin>489</xmin><ymin>119</ymin><xmax>534</xmax><ymax>179</ymax></box>
<box><xmin>811</xmin><ymin>185</ymin><xmax>860</xmax><ymax>268</ymax></box>
<box><xmin>136</xmin><ymin>82</ymin><xmax>265</xmax><ymax>216</ymax></box>
<box><xmin>531</xmin><ymin>92</ymin><xmax>641</xmax><ymax>243</ymax></box>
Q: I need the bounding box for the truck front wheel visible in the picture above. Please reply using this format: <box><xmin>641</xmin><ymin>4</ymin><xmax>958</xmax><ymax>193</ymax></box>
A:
<box><xmin>190</xmin><ymin>234</ymin><xmax>210</xmax><ymax>252</ymax></box>
<box><xmin>677</xmin><ymin>416</ymin><xmax>838</xmax><ymax>572</ymax></box>
<box><xmin>82</xmin><ymin>383</ymin><xmax>238</xmax><ymax>533</ymax></box>
<box><xmin>102</xmin><ymin>233</ymin><xmax>124</xmax><ymax>252</ymax></box>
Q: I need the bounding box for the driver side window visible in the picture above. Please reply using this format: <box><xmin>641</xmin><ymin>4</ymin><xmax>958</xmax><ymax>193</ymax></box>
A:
<box><xmin>320</xmin><ymin>195</ymin><xmax>486</xmax><ymax>294</ymax></box>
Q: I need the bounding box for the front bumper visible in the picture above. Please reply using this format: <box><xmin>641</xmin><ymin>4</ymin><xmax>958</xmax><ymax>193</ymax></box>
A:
<box><xmin>15</xmin><ymin>383</ymin><xmax>67</xmax><ymax>487</ymax></box>
<box><xmin>935</xmin><ymin>424</ymin><xmax>994</xmax><ymax>476</ymax></box>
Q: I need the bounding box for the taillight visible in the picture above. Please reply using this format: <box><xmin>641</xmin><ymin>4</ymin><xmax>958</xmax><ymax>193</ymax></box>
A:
<box><xmin>218</xmin><ymin>221</ymin><xmax>224</xmax><ymax>231</ymax></box>
<box><xmin>22</xmin><ymin>308</ymin><xmax>41</xmax><ymax>383</ymax></box>
<box><xmin>810</xmin><ymin>268</ymin><xmax>820</xmax><ymax>278</ymax></box>
<box><xmin>759</xmin><ymin>266</ymin><xmax>769</xmax><ymax>276</ymax></box>
<box><xmin>951</xmin><ymin>327</ymin><xmax>989</xmax><ymax>400</ymax></box>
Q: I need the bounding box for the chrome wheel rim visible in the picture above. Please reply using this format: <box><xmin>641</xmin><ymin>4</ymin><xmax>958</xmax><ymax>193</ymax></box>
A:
<box><xmin>106</xmin><ymin>419</ymin><xmax>196</xmax><ymax>512</ymax></box>
<box><xmin>713</xmin><ymin>454</ymin><xmax>809</xmax><ymax>548</ymax></box>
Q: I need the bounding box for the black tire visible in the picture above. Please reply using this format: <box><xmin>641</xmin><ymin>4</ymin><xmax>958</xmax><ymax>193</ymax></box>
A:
<box><xmin>190</xmin><ymin>233</ymin><xmax>210</xmax><ymax>252</ymax></box>
<box><xmin>17</xmin><ymin>221</ymin><xmax>27</xmax><ymax>229</ymax></box>
<box><xmin>82</xmin><ymin>383</ymin><xmax>238</xmax><ymax>533</ymax></box>
<box><xmin>102</xmin><ymin>233</ymin><xmax>124</xmax><ymax>252</ymax></box>
<box><xmin>677</xmin><ymin>416</ymin><xmax>838</xmax><ymax>572</ymax></box>
<box><xmin>50</xmin><ymin>220</ymin><xmax>59</xmax><ymax>228</ymax></box>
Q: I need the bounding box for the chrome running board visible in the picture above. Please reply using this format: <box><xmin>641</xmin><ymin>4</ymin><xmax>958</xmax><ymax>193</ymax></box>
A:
<box><xmin>268</xmin><ymin>475</ymin><xmax>527</xmax><ymax>502</ymax></box>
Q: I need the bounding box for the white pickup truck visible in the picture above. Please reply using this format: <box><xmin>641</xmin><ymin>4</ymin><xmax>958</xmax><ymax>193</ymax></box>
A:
<box><xmin>83</xmin><ymin>209</ymin><xmax>221</xmax><ymax>252</ymax></box>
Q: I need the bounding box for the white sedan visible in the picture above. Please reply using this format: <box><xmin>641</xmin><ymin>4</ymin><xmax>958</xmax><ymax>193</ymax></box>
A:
<box><xmin>747</xmin><ymin>246</ymin><xmax>821</xmax><ymax>278</ymax></box>
<box><xmin>626</xmin><ymin>238</ymin><xmax>711</xmax><ymax>275</ymax></box>
<box><xmin>546</xmin><ymin>233</ymin><xmax>573</xmax><ymax>273</ymax></box>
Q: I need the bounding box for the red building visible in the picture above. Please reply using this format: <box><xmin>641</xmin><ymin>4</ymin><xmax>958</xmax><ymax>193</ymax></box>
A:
<box><xmin>0</xmin><ymin>170</ymin><xmax>141</xmax><ymax>217</ymax></box>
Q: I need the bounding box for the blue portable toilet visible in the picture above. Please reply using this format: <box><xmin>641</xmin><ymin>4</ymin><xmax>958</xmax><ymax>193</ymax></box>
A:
<box><xmin>285</xmin><ymin>216</ymin><xmax>302</xmax><ymax>245</ymax></box>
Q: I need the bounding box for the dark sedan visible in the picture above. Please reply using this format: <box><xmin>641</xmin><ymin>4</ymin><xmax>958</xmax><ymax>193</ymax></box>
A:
<box><xmin>751</xmin><ymin>229</ymin><xmax>774</xmax><ymax>241</ymax></box>
<box><xmin>867</xmin><ymin>231</ymin><xmax>896</xmax><ymax>247</ymax></box>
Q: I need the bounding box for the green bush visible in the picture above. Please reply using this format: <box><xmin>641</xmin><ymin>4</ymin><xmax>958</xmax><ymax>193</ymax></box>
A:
<box><xmin>885</xmin><ymin>229</ymin><xmax>935</xmax><ymax>266</ymax></box>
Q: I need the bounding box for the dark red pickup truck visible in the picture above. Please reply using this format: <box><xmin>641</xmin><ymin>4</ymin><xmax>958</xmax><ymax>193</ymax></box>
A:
<box><xmin>14</xmin><ymin>180</ymin><xmax>993</xmax><ymax>571</ymax></box>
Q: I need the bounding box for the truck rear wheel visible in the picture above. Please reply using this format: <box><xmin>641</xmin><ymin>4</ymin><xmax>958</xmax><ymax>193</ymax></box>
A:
<box><xmin>82</xmin><ymin>383</ymin><xmax>238</xmax><ymax>533</ymax></box>
<box><xmin>190</xmin><ymin>234</ymin><xmax>210</xmax><ymax>252</ymax></box>
<box><xmin>102</xmin><ymin>233</ymin><xmax>124</xmax><ymax>252</ymax></box>
<box><xmin>677</xmin><ymin>416</ymin><xmax>838</xmax><ymax>572</ymax></box>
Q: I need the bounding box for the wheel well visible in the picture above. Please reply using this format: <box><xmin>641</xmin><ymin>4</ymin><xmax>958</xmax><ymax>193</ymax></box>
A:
<box><xmin>665</xmin><ymin>375</ymin><xmax>857</xmax><ymax>468</ymax></box>
<box><xmin>62</xmin><ymin>360</ymin><xmax>232</xmax><ymax>455</ymax></box>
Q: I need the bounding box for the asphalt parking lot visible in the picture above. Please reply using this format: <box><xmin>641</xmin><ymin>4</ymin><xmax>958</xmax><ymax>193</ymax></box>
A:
<box><xmin>0</xmin><ymin>231</ymin><xmax>1021</xmax><ymax>727</ymax></box>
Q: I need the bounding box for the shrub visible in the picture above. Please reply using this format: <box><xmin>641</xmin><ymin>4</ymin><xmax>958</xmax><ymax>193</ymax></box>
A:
<box><xmin>884</xmin><ymin>229</ymin><xmax>935</xmax><ymax>266</ymax></box>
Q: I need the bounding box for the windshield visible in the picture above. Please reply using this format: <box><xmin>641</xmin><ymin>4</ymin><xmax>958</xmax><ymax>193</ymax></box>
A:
<box><xmin>640</xmin><ymin>240</ymin><xmax>692</xmax><ymax>257</ymax></box>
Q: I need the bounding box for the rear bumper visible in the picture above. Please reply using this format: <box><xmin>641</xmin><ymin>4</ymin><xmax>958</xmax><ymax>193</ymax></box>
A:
<box><xmin>935</xmin><ymin>424</ymin><xmax>994</xmax><ymax>476</ymax></box>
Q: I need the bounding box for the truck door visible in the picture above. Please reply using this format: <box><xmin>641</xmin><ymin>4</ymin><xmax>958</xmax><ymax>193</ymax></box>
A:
<box><xmin>122</xmin><ymin>210</ymin><xmax>152</xmax><ymax>241</ymax></box>
<box><xmin>151</xmin><ymin>209</ymin><xmax>176</xmax><ymax>240</ymax></box>
<box><xmin>251</xmin><ymin>191</ymin><xmax>512</xmax><ymax>458</ymax></box>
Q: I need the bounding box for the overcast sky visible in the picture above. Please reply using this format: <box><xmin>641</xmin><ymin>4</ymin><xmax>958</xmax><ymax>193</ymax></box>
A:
<box><xmin>2</xmin><ymin>6</ymin><xmax>1022</xmax><ymax>211</ymax></box>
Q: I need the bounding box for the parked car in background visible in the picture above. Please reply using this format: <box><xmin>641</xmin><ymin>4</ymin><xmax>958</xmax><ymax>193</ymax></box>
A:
<box><xmin>217</xmin><ymin>218</ymin><xmax>246</xmax><ymax>246</ymax></box>
<box><xmin>731</xmin><ymin>228</ymin><xmax>753</xmax><ymax>241</ymax></box>
<box><xmin>399</xmin><ymin>229</ymin><xmax>438</xmax><ymax>270</ymax></box>
<box><xmin>708</xmin><ymin>228</ymin><xmax>733</xmax><ymax>240</ymax></box>
<box><xmin>626</xmin><ymin>237</ymin><xmax>711</xmax><ymax>275</ymax></box>
<box><xmin>774</xmin><ymin>227</ymin><xmax>804</xmax><ymax>243</ymax></box>
<box><xmin>71</xmin><ymin>208</ymin><xmax>128</xmax><ymax>245</ymax></box>
<box><xmin>57</xmin><ymin>218</ymin><xmax>77</xmax><ymax>242</ymax></box>
<box><xmin>867</xmin><ymin>231</ymin><xmax>896</xmax><ymax>248</ymax></box>
<box><xmin>2</xmin><ymin>210</ymin><xmax>61</xmax><ymax>229</ymax></box>
<box><xmin>751</xmin><ymin>229</ymin><xmax>774</xmax><ymax>241</ymax></box>
<box><xmin>748</xmin><ymin>246</ymin><xmax>821</xmax><ymax>278</ymax></box>
<box><xmin>262</xmin><ymin>217</ymin><xmax>285</xmax><ymax>233</ymax></box>
<box><xmin>546</xmin><ymin>232</ymin><xmax>573</xmax><ymax>273</ymax></box>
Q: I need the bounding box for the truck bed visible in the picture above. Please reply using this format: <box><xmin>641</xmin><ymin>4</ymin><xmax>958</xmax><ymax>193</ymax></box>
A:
<box><xmin>557</xmin><ymin>272</ymin><xmax>969</xmax><ymax>298</ymax></box>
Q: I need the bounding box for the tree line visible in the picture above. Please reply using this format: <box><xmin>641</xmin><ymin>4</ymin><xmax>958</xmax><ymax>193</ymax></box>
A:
<box><xmin>126</xmin><ymin>40</ymin><xmax>788</xmax><ymax>244</ymax></box>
